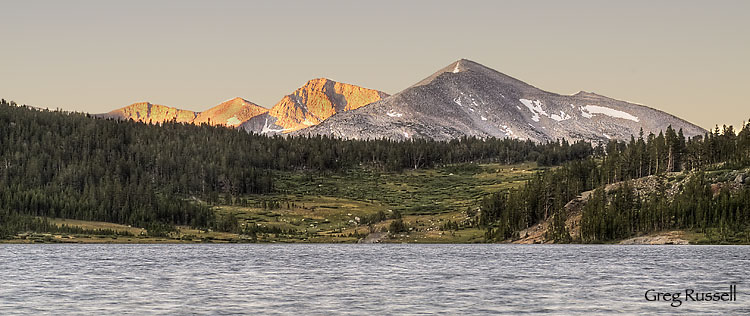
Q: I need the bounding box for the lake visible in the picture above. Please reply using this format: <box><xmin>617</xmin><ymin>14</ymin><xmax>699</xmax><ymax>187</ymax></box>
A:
<box><xmin>0</xmin><ymin>244</ymin><xmax>747</xmax><ymax>315</ymax></box>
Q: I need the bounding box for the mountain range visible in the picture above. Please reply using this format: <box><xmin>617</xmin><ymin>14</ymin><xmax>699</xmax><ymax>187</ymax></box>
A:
<box><xmin>100</xmin><ymin>78</ymin><xmax>388</xmax><ymax>132</ymax></box>
<box><xmin>101</xmin><ymin>59</ymin><xmax>705</xmax><ymax>142</ymax></box>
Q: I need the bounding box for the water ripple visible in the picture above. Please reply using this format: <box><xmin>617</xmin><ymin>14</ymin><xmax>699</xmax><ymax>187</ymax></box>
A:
<box><xmin>0</xmin><ymin>244</ymin><xmax>748</xmax><ymax>315</ymax></box>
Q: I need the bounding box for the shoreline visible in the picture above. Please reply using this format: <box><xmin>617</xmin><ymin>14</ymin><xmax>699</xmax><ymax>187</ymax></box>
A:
<box><xmin>3</xmin><ymin>237</ymin><xmax>747</xmax><ymax>245</ymax></box>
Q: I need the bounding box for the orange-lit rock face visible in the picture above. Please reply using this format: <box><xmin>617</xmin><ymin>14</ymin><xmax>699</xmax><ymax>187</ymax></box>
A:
<box><xmin>194</xmin><ymin>97</ymin><xmax>268</xmax><ymax>127</ymax></box>
<box><xmin>268</xmin><ymin>78</ymin><xmax>387</xmax><ymax>132</ymax></box>
<box><xmin>105</xmin><ymin>79</ymin><xmax>384</xmax><ymax>132</ymax></box>
<box><xmin>108</xmin><ymin>102</ymin><xmax>198</xmax><ymax>124</ymax></box>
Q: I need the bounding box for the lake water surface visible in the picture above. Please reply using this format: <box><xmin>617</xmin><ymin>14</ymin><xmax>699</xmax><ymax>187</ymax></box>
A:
<box><xmin>0</xmin><ymin>244</ymin><xmax>747</xmax><ymax>315</ymax></box>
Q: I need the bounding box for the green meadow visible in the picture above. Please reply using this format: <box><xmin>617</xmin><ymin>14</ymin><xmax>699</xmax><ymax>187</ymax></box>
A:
<box><xmin>10</xmin><ymin>163</ymin><xmax>542</xmax><ymax>243</ymax></box>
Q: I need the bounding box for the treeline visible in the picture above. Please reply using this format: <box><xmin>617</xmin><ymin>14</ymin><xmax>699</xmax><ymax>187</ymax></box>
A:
<box><xmin>483</xmin><ymin>123</ymin><xmax>750</xmax><ymax>242</ymax></box>
<box><xmin>599</xmin><ymin>125</ymin><xmax>750</xmax><ymax>184</ymax></box>
<box><xmin>0</xmin><ymin>99</ymin><xmax>591</xmax><ymax>236</ymax></box>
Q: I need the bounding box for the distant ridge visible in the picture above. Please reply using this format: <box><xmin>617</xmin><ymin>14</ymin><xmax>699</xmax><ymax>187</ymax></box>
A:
<box><xmin>98</xmin><ymin>79</ymin><xmax>387</xmax><ymax>131</ymax></box>
<box><xmin>101</xmin><ymin>102</ymin><xmax>198</xmax><ymax>124</ymax></box>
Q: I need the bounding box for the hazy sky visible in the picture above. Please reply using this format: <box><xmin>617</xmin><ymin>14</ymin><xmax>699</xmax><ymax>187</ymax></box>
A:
<box><xmin>1</xmin><ymin>0</ymin><xmax>748</xmax><ymax>129</ymax></box>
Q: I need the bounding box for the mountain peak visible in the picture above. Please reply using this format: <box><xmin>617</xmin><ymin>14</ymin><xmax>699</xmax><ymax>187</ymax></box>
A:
<box><xmin>305</xmin><ymin>77</ymin><xmax>333</xmax><ymax>84</ymax></box>
<box><xmin>297</xmin><ymin>59</ymin><xmax>706</xmax><ymax>142</ymax></box>
<box><xmin>225</xmin><ymin>96</ymin><xmax>248</xmax><ymax>103</ymax></box>
<box><xmin>447</xmin><ymin>58</ymin><xmax>501</xmax><ymax>72</ymax></box>
<box><xmin>216</xmin><ymin>97</ymin><xmax>265</xmax><ymax>108</ymax></box>
<box><xmin>194</xmin><ymin>97</ymin><xmax>268</xmax><ymax>127</ymax></box>
<box><xmin>450</xmin><ymin>59</ymin><xmax>464</xmax><ymax>73</ymax></box>
<box><xmin>575</xmin><ymin>91</ymin><xmax>597</xmax><ymax>96</ymax></box>
<box><xmin>256</xmin><ymin>78</ymin><xmax>389</xmax><ymax>133</ymax></box>
<box><xmin>295</xmin><ymin>78</ymin><xmax>336</xmax><ymax>93</ymax></box>
<box><xmin>410</xmin><ymin>59</ymin><xmax>535</xmax><ymax>92</ymax></box>
<box><xmin>450</xmin><ymin>58</ymin><xmax>486</xmax><ymax>73</ymax></box>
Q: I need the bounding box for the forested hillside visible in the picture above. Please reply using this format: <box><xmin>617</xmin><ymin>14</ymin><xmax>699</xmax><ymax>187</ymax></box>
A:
<box><xmin>3</xmin><ymin>99</ymin><xmax>748</xmax><ymax>243</ymax></box>
<box><xmin>0</xmin><ymin>99</ymin><xmax>592</xmax><ymax>239</ymax></box>
<box><xmin>481</xmin><ymin>123</ymin><xmax>750</xmax><ymax>243</ymax></box>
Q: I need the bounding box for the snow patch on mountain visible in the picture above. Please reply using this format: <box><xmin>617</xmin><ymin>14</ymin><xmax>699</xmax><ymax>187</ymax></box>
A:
<box><xmin>261</xmin><ymin>117</ymin><xmax>291</xmax><ymax>134</ymax></box>
<box><xmin>582</xmin><ymin>105</ymin><xmax>640</xmax><ymax>122</ymax></box>
<box><xmin>226</xmin><ymin>116</ymin><xmax>241</xmax><ymax>126</ymax></box>
<box><xmin>519</xmin><ymin>99</ymin><xmax>548</xmax><ymax>122</ymax></box>
<box><xmin>503</xmin><ymin>126</ymin><xmax>514</xmax><ymax>137</ymax></box>
<box><xmin>387</xmin><ymin>111</ymin><xmax>403</xmax><ymax>118</ymax></box>
<box><xmin>579</xmin><ymin>106</ymin><xmax>594</xmax><ymax>118</ymax></box>
<box><xmin>550</xmin><ymin>110</ymin><xmax>571</xmax><ymax>122</ymax></box>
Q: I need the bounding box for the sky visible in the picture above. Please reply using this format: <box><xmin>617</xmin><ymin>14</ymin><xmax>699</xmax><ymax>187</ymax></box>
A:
<box><xmin>1</xmin><ymin>0</ymin><xmax>748</xmax><ymax>129</ymax></box>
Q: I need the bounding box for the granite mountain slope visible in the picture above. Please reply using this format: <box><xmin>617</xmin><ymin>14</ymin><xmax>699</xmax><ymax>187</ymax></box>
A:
<box><xmin>294</xmin><ymin>59</ymin><xmax>705</xmax><ymax>142</ymax></box>
<box><xmin>239</xmin><ymin>78</ymin><xmax>389</xmax><ymax>134</ymax></box>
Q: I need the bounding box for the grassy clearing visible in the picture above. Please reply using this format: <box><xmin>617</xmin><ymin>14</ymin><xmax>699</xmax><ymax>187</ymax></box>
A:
<box><xmin>271</xmin><ymin>162</ymin><xmax>541</xmax><ymax>215</ymax></box>
<box><xmin>3</xmin><ymin>218</ymin><xmax>250</xmax><ymax>244</ymax></box>
<box><xmin>216</xmin><ymin>162</ymin><xmax>541</xmax><ymax>243</ymax></box>
<box><xmin>48</xmin><ymin>218</ymin><xmax>146</xmax><ymax>235</ymax></box>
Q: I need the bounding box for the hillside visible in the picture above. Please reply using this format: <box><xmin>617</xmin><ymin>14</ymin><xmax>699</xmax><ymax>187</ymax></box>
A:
<box><xmin>2</xmin><ymin>99</ymin><xmax>583</xmax><ymax>243</ymax></box>
<box><xmin>479</xmin><ymin>122</ymin><xmax>750</xmax><ymax>245</ymax></box>
<box><xmin>513</xmin><ymin>167</ymin><xmax>750</xmax><ymax>245</ymax></box>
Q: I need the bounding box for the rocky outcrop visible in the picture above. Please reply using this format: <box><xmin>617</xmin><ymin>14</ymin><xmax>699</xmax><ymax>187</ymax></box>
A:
<box><xmin>513</xmin><ymin>174</ymin><xmax>686</xmax><ymax>244</ymax></box>
<box><xmin>514</xmin><ymin>190</ymin><xmax>591</xmax><ymax>244</ymax></box>
<box><xmin>619</xmin><ymin>231</ymin><xmax>690</xmax><ymax>245</ymax></box>
<box><xmin>358</xmin><ymin>232</ymin><xmax>388</xmax><ymax>244</ymax></box>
